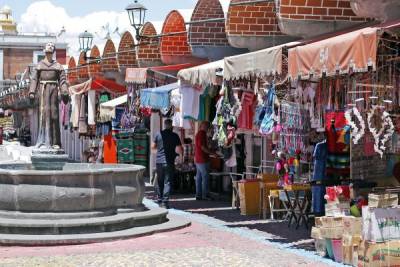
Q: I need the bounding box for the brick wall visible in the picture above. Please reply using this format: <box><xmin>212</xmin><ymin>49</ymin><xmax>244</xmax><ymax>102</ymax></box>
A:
<box><xmin>56</xmin><ymin>49</ymin><xmax>67</xmax><ymax>65</ymax></box>
<box><xmin>101</xmin><ymin>39</ymin><xmax>119</xmax><ymax>73</ymax></box>
<box><xmin>67</xmin><ymin>57</ymin><xmax>77</xmax><ymax>84</ymax></box>
<box><xmin>138</xmin><ymin>22</ymin><xmax>161</xmax><ymax>64</ymax></box>
<box><xmin>278</xmin><ymin>0</ymin><xmax>366</xmax><ymax>22</ymax></box>
<box><xmin>118</xmin><ymin>31</ymin><xmax>138</xmax><ymax>71</ymax></box>
<box><xmin>226</xmin><ymin>0</ymin><xmax>284</xmax><ymax>37</ymax></box>
<box><xmin>88</xmin><ymin>45</ymin><xmax>102</xmax><ymax>78</ymax></box>
<box><xmin>77</xmin><ymin>52</ymin><xmax>89</xmax><ymax>80</ymax></box>
<box><xmin>189</xmin><ymin>0</ymin><xmax>229</xmax><ymax>46</ymax></box>
<box><xmin>3</xmin><ymin>48</ymin><xmax>34</xmax><ymax>80</ymax></box>
<box><xmin>160</xmin><ymin>10</ymin><xmax>192</xmax><ymax>58</ymax></box>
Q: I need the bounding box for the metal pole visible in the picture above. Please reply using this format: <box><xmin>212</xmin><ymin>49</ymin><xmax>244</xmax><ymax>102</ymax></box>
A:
<box><xmin>230</xmin><ymin>0</ymin><xmax>274</xmax><ymax>6</ymax></box>
<box><xmin>185</xmin><ymin>18</ymin><xmax>225</xmax><ymax>25</ymax></box>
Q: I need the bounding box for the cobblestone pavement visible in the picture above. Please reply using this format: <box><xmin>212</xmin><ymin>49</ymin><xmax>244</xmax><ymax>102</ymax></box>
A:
<box><xmin>0</xmin><ymin>219</ymin><xmax>333</xmax><ymax>267</ymax></box>
<box><xmin>0</xmin><ymin>196</ymin><xmax>341</xmax><ymax>267</ymax></box>
<box><xmin>0</xmin><ymin>148</ymin><xmax>341</xmax><ymax>266</ymax></box>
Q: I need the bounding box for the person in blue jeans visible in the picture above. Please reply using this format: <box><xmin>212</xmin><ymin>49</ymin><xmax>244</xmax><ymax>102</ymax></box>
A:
<box><xmin>194</xmin><ymin>121</ymin><xmax>215</xmax><ymax>200</ymax></box>
<box><xmin>152</xmin><ymin>119</ymin><xmax>182</xmax><ymax>209</ymax></box>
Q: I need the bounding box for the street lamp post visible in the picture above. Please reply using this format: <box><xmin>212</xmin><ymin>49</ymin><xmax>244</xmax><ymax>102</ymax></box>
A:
<box><xmin>78</xmin><ymin>30</ymin><xmax>99</xmax><ymax>62</ymax></box>
<box><xmin>125</xmin><ymin>0</ymin><xmax>147</xmax><ymax>41</ymax></box>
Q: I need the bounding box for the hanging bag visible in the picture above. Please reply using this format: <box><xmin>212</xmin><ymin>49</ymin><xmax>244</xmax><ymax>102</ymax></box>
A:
<box><xmin>259</xmin><ymin>84</ymin><xmax>277</xmax><ymax>135</ymax></box>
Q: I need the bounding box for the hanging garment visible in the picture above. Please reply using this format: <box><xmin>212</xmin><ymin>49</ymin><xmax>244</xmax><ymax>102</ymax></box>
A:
<box><xmin>60</xmin><ymin>101</ymin><xmax>68</xmax><ymax>127</ymax></box>
<box><xmin>180</xmin><ymin>85</ymin><xmax>205</xmax><ymax>120</ymax></box>
<box><xmin>87</xmin><ymin>90</ymin><xmax>96</xmax><ymax>126</ymax></box>
<box><xmin>238</xmin><ymin>91</ymin><xmax>256</xmax><ymax>130</ymax></box>
<box><xmin>78</xmin><ymin>94</ymin><xmax>88</xmax><ymax>134</ymax></box>
<box><xmin>70</xmin><ymin>93</ymin><xmax>81</xmax><ymax>128</ymax></box>
<box><xmin>259</xmin><ymin>84</ymin><xmax>276</xmax><ymax>135</ymax></box>
<box><xmin>312</xmin><ymin>140</ymin><xmax>328</xmax><ymax>181</ymax></box>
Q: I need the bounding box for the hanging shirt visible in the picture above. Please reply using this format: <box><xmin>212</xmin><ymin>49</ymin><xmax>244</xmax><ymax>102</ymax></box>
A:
<box><xmin>180</xmin><ymin>85</ymin><xmax>205</xmax><ymax>120</ymax></box>
<box><xmin>87</xmin><ymin>90</ymin><xmax>96</xmax><ymax>125</ymax></box>
<box><xmin>238</xmin><ymin>91</ymin><xmax>256</xmax><ymax>130</ymax></box>
<box><xmin>312</xmin><ymin>140</ymin><xmax>328</xmax><ymax>181</ymax></box>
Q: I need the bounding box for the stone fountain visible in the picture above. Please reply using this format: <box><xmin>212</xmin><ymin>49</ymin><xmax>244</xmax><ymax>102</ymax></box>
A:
<box><xmin>0</xmin><ymin>43</ymin><xmax>189</xmax><ymax>245</ymax></box>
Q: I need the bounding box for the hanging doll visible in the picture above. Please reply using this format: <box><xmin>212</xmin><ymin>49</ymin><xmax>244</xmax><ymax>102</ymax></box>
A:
<box><xmin>276</xmin><ymin>151</ymin><xmax>291</xmax><ymax>187</ymax></box>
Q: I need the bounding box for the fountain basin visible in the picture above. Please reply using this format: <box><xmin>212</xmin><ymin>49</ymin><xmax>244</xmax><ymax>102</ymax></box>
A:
<box><xmin>0</xmin><ymin>162</ymin><xmax>190</xmax><ymax>244</ymax></box>
<box><xmin>0</xmin><ymin>163</ymin><xmax>145</xmax><ymax>216</ymax></box>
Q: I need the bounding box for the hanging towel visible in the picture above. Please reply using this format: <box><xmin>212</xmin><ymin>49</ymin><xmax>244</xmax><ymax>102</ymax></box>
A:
<box><xmin>78</xmin><ymin>94</ymin><xmax>87</xmax><ymax>134</ymax></box>
<box><xmin>70</xmin><ymin>93</ymin><xmax>81</xmax><ymax>128</ymax></box>
<box><xmin>88</xmin><ymin>90</ymin><xmax>96</xmax><ymax>125</ymax></box>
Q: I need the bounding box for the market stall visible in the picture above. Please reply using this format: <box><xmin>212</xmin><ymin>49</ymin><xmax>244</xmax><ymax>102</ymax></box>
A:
<box><xmin>62</xmin><ymin>77</ymin><xmax>126</xmax><ymax>162</ymax></box>
<box><xmin>287</xmin><ymin>21</ymin><xmax>400</xmax><ymax>265</ymax></box>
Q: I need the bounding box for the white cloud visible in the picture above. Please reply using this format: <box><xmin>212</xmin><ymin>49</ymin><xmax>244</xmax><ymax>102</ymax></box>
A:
<box><xmin>17</xmin><ymin>1</ymin><xmax>132</xmax><ymax>59</ymax></box>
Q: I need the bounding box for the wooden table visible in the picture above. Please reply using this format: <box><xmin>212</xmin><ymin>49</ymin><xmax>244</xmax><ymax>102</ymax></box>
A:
<box><xmin>283</xmin><ymin>185</ymin><xmax>312</xmax><ymax>229</ymax></box>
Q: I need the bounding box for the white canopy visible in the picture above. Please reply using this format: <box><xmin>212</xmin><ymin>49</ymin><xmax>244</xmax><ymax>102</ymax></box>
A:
<box><xmin>177</xmin><ymin>60</ymin><xmax>224</xmax><ymax>86</ymax></box>
<box><xmin>224</xmin><ymin>42</ymin><xmax>300</xmax><ymax>81</ymax></box>
<box><xmin>99</xmin><ymin>94</ymin><xmax>128</xmax><ymax>122</ymax></box>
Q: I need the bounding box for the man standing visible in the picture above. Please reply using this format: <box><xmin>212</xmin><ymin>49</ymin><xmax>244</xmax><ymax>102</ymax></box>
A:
<box><xmin>152</xmin><ymin>119</ymin><xmax>182</xmax><ymax>209</ymax></box>
<box><xmin>195</xmin><ymin>121</ymin><xmax>214</xmax><ymax>200</ymax></box>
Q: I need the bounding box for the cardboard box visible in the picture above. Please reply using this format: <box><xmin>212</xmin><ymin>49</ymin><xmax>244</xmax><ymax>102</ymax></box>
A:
<box><xmin>326</xmin><ymin>202</ymin><xmax>351</xmax><ymax>217</ymax></box>
<box><xmin>319</xmin><ymin>216</ymin><xmax>344</xmax><ymax>228</ymax></box>
<box><xmin>343</xmin><ymin>244</ymin><xmax>354</xmax><ymax>266</ymax></box>
<box><xmin>311</xmin><ymin>227</ymin><xmax>322</xmax><ymax>239</ymax></box>
<box><xmin>320</xmin><ymin>226</ymin><xmax>344</xmax><ymax>239</ymax></box>
<box><xmin>362</xmin><ymin>206</ymin><xmax>400</xmax><ymax>242</ymax></box>
<box><xmin>358</xmin><ymin>240</ymin><xmax>400</xmax><ymax>267</ymax></box>
<box><xmin>368</xmin><ymin>193</ymin><xmax>398</xmax><ymax>209</ymax></box>
<box><xmin>315</xmin><ymin>217</ymin><xmax>323</xmax><ymax>227</ymax></box>
<box><xmin>238</xmin><ymin>180</ymin><xmax>260</xmax><ymax>216</ymax></box>
<box><xmin>343</xmin><ymin>216</ymin><xmax>362</xmax><ymax>236</ymax></box>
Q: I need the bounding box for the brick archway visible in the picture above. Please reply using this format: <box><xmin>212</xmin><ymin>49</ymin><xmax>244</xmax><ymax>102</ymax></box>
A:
<box><xmin>67</xmin><ymin>57</ymin><xmax>77</xmax><ymax>85</ymax></box>
<box><xmin>226</xmin><ymin>0</ymin><xmax>296</xmax><ymax>50</ymax></box>
<box><xmin>188</xmin><ymin>0</ymin><xmax>244</xmax><ymax>60</ymax></box>
<box><xmin>118</xmin><ymin>31</ymin><xmax>138</xmax><ymax>71</ymax></box>
<box><xmin>138</xmin><ymin>22</ymin><xmax>162</xmax><ymax>67</ymax></box>
<box><xmin>189</xmin><ymin>0</ymin><xmax>228</xmax><ymax>47</ymax></box>
<box><xmin>161</xmin><ymin>10</ymin><xmax>206</xmax><ymax>65</ymax></box>
<box><xmin>77</xmin><ymin>52</ymin><xmax>89</xmax><ymax>80</ymax></box>
<box><xmin>276</xmin><ymin>0</ymin><xmax>368</xmax><ymax>38</ymax></box>
<box><xmin>101</xmin><ymin>39</ymin><xmax>119</xmax><ymax>73</ymax></box>
<box><xmin>89</xmin><ymin>45</ymin><xmax>102</xmax><ymax>78</ymax></box>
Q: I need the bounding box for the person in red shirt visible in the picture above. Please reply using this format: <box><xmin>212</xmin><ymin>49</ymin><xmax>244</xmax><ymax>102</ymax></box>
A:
<box><xmin>195</xmin><ymin>121</ymin><xmax>214</xmax><ymax>200</ymax></box>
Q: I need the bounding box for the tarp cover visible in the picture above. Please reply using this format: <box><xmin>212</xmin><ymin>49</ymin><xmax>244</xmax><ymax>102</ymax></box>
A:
<box><xmin>125</xmin><ymin>68</ymin><xmax>147</xmax><ymax>84</ymax></box>
<box><xmin>288</xmin><ymin>27</ymin><xmax>378</xmax><ymax>79</ymax></box>
<box><xmin>140</xmin><ymin>82</ymin><xmax>179</xmax><ymax>110</ymax></box>
<box><xmin>69</xmin><ymin>78</ymin><xmax>126</xmax><ymax>95</ymax></box>
<box><xmin>224</xmin><ymin>42</ymin><xmax>299</xmax><ymax>80</ymax></box>
<box><xmin>99</xmin><ymin>94</ymin><xmax>129</xmax><ymax>121</ymax></box>
<box><xmin>177</xmin><ymin>60</ymin><xmax>224</xmax><ymax>86</ymax></box>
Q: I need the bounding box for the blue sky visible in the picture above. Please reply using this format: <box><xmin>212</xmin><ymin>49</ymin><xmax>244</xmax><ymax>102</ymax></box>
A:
<box><xmin>3</xmin><ymin>0</ymin><xmax>200</xmax><ymax>57</ymax></box>
<box><xmin>3</xmin><ymin>0</ymin><xmax>198</xmax><ymax>21</ymax></box>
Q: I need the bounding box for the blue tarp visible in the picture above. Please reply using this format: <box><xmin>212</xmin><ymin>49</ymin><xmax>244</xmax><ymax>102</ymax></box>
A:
<box><xmin>140</xmin><ymin>82</ymin><xmax>179</xmax><ymax>110</ymax></box>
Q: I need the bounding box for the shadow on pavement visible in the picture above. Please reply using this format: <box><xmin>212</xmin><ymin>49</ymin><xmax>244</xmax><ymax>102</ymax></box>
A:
<box><xmin>145</xmin><ymin>187</ymin><xmax>314</xmax><ymax>251</ymax></box>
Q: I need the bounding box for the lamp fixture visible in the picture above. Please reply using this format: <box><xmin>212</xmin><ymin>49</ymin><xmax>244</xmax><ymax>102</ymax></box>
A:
<box><xmin>126</xmin><ymin>0</ymin><xmax>147</xmax><ymax>41</ymax></box>
<box><xmin>78</xmin><ymin>30</ymin><xmax>100</xmax><ymax>63</ymax></box>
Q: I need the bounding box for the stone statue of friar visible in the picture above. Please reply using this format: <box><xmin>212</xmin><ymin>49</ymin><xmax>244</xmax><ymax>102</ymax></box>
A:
<box><xmin>29</xmin><ymin>42</ymin><xmax>69</xmax><ymax>150</ymax></box>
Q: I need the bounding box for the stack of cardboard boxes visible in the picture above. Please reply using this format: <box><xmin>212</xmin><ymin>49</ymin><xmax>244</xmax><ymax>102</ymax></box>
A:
<box><xmin>312</xmin><ymin>192</ymin><xmax>400</xmax><ymax>266</ymax></box>
<box><xmin>358</xmin><ymin>193</ymin><xmax>400</xmax><ymax>267</ymax></box>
